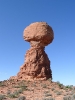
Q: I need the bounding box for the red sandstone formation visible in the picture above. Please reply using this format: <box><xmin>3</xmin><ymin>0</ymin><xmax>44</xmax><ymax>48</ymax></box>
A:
<box><xmin>10</xmin><ymin>22</ymin><xmax>54</xmax><ymax>81</ymax></box>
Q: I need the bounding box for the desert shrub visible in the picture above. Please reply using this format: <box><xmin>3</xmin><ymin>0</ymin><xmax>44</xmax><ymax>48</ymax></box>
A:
<box><xmin>35</xmin><ymin>98</ymin><xmax>40</xmax><ymax>100</ymax></box>
<box><xmin>17</xmin><ymin>96</ymin><xmax>26</xmax><ymax>100</ymax></box>
<box><xmin>8</xmin><ymin>91</ymin><xmax>19</xmax><ymax>98</ymax></box>
<box><xmin>0</xmin><ymin>82</ymin><xmax>6</xmax><ymax>87</ymax></box>
<box><xmin>47</xmin><ymin>78</ymin><xmax>52</xmax><ymax>82</ymax></box>
<box><xmin>45</xmin><ymin>93</ymin><xmax>52</xmax><ymax>97</ymax></box>
<box><xmin>44</xmin><ymin>91</ymin><xmax>50</xmax><ymax>94</ymax></box>
<box><xmin>71</xmin><ymin>90</ymin><xmax>75</xmax><ymax>94</ymax></box>
<box><xmin>9</xmin><ymin>79</ymin><xmax>14</xmax><ymax>82</ymax></box>
<box><xmin>64</xmin><ymin>85</ymin><xmax>73</xmax><ymax>92</ymax></box>
<box><xmin>57</xmin><ymin>81</ymin><xmax>64</xmax><ymax>89</ymax></box>
<box><xmin>31</xmin><ymin>82</ymin><xmax>37</xmax><ymax>87</ymax></box>
<box><xmin>54</xmin><ymin>90</ymin><xmax>62</xmax><ymax>95</ymax></box>
<box><xmin>7</xmin><ymin>90</ymin><xmax>11</xmax><ymax>95</ymax></box>
<box><xmin>69</xmin><ymin>92</ymin><xmax>73</xmax><ymax>95</ymax></box>
<box><xmin>18</xmin><ymin>81</ymin><xmax>25</xmax><ymax>86</ymax></box>
<box><xmin>27</xmin><ymin>80</ymin><xmax>30</xmax><ymax>83</ymax></box>
<box><xmin>57</xmin><ymin>81</ymin><xmax>61</xmax><ymax>84</ymax></box>
<box><xmin>51</xmin><ymin>88</ymin><xmax>55</xmax><ymax>91</ymax></box>
<box><xmin>44</xmin><ymin>91</ymin><xmax>52</xmax><ymax>97</ymax></box>
<box><xmin>42</xmin><ymin>98</ymin><xmax>55</xmax><ymax>100</ymax></box>
<box><xmin>56</xmin><ymin>91</ymin><xmax>62</xmax><ymax>95</ymax></box>
<box><xmin>20</xmin><ymin>85</ymin><xmax>27</xmax><ymax>91</ymax></box>
<box><xmin>59</xmin><ymin>84</ymin><xmax>64</xmax><ymax>89</ymax></box>
<box><xmin>8</xmin><ymin>94</ymin><xmax>17</xmax><ymax>98</ymax></box>
<box><xmin>14</xmin><ymin>83</ymin><xmax>27</xmax><ymax>92</ymax></box>
<box><xmin>41</xmin><ymin>84</ymin><xmax>47</xmax><ymax>88</ymax></box>
<box><xmin>17</xmin><ymin>82</ymin><xmax>27</xmax><ymax>91</ymax></box>
<box><xmin>14</xmin><ymin>85</ymin><xmax>21</xmax><ymax>88</ymax></box>
<box><xmin>0</xmin><ymin>94</ymin><xmax>6</xmax><ymax>100</ymax></box>
<box><xmin>73</xmin><ymin>87</ymin><xmax>75</xmax><ymax>91</ymax></box>
<box><xmin>72</xmin><ymin>93</ymin><xmax>75</xmax><ymax>99</ymax></box>
<box><xmin>17</xmin><ymin>89</ymin><xmax>23</xmax><ymax>94</ymax></box>
<box><xmin>65</xmin><ymin>85</ymin><xmax>69</xmax><ymax>88</ymax></box>
<box><xmin>63</xmin><ymin>95</ymin><xmax>72</xmax><ymax>100</ymax></box>
<box><xmin>65</xmin><ymin>90</ymin><xmax>69</xmax><ymax>92</ymax></box>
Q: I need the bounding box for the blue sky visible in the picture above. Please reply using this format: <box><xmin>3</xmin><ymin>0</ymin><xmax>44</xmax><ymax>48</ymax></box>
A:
<box><xmin>0</xmin><ymin>0</ymin><xmax>75</xmax><ymax>86</ymax></box>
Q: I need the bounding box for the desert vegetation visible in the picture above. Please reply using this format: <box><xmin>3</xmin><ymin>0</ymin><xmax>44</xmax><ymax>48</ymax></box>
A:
<box><xmin>0</xmin><ymin>79</ymin><xmax>75</xmax><ymax>100</ymax></box>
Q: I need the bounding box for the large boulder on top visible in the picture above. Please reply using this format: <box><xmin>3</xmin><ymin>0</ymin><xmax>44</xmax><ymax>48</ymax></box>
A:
<box><xmin>23</xmin><ymin>22</ymin><xmax>54</xmax><ymax>46</ymax></box>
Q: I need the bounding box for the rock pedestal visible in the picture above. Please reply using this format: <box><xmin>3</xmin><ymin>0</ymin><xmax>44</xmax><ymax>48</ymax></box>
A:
<box><xmin>17</xmin><ymin>46</ymin><xmax>52</xmax><ymax>80</ymax></box>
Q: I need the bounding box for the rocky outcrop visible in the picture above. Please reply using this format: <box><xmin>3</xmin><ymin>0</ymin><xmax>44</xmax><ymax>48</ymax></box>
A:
<box><xmin>10</xmin><ymin>22</ymin><xmax>54</xmax><ymax>81</ymax></box>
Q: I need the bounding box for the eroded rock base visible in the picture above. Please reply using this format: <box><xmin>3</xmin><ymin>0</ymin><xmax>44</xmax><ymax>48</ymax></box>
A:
<box><xmin>16</xmin><ymin>46</ymin><xmax>52</xmax><ymax>81</ymax></box>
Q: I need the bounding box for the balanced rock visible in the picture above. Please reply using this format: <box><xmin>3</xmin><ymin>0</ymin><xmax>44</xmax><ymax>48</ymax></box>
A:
<box><xmin>17</xmin><ymin>22</ymin><xmax>54</xmax><ymax>81</ymax></box>
<box><xmin>10</xmin><ymin>22</ymin><xmax>54</xmax><ymax>81</ymax></box>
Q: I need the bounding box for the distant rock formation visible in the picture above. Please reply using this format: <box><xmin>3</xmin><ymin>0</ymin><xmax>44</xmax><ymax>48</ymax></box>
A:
<box><xmin>10</xmin><ymin>22</ymin><xmax>54</xmax><ymax>81</ymax></box>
